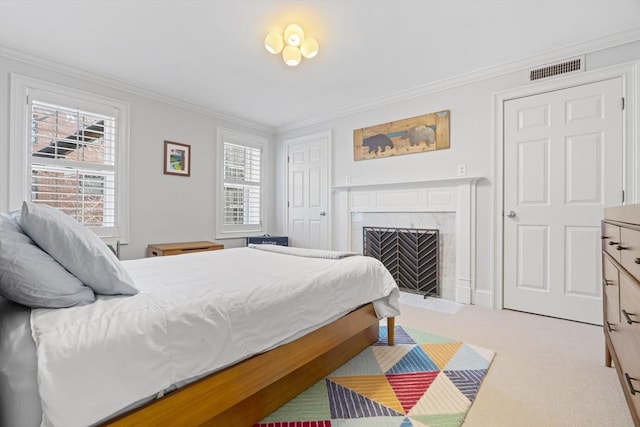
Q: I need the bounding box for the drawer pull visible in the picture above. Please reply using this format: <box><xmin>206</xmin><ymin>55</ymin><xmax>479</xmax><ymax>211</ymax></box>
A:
<box><xmin>622</xmin><ymin>309</ymin><xmax>639</xmax><ymax>325</ymax></box>
<box><xmin>616</xmin><ymin>245</ymin><xmax>626</xmax><ymax>251</ymax></box>
<box><xmin>635</xmin><ymin>257</ymin><xmax>640</xmax><ymax>264</ymax></box>
<box><xmin>608</xmin><ymin>241</ymin><xmax>619</xmax><ymax>246</ymax></box>
<box><xmin>625</xmin><ymin>373</ymin><xmax>639</xmax><ymax>396</ymax></box>
<box><xmin>606</xmin><ymin>321</ymin><xmax>616</xmax><ymax>332</ymax></box>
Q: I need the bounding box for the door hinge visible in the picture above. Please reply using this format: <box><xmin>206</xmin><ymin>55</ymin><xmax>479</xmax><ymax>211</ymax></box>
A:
<box><xmin>287</xmin><ymin>201</ymin><xmax>290</xmax><ymax>208</ymax></box>
<box><xmin>622</xmin><ymin>190</ymin><xmax>625</xmax><ymax>203</ymax></box>
<box><xmin>287</xmin><ymin>156</ymin><xmax>290</xmax><ymax>163</ymax></box>
<box><xmin>622</xmin><ymin>97</ymin><xmax>625</xmax><ymax>110</ymax></box>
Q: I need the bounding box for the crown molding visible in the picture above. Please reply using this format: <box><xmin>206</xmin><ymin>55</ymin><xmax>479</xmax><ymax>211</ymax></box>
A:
<box><xmin>275</xmin><ymin>27</ymin><xmax>640</xmax><ymax>133</ymax></box>
<box><xmin>0</xmin><ymin>45</ymin><xmax>274</xmax><ymax>134</ymax></box>
<box><xmin>2</xmin><ymin>26</ymin><xmax>638</xmax><ymax>136</ymax></box>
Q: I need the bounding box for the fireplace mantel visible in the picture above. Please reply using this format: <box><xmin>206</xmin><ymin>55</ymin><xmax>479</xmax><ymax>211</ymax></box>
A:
<box><xmin>334</xmin><ymin>176</ymin><xmax>486</xmax><ymax>305</ymax></box>
<box><xmin>332</xmin><ymin>176</ymin><xmax>484</xmax><ymax>191</ymax></box>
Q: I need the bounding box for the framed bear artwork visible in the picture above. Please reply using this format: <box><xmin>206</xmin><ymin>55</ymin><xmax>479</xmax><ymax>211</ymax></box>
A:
<box><xmin>353</xmin><ymin>110</ymin><xmax>450</xmax><ymax>161</ymax></box>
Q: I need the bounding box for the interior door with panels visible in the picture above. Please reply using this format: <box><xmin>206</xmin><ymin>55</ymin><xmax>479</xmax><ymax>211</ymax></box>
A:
<box><xmin>503</xmin><ymin>78</ymin><xmax>623</xmax><ymax>324</ymax></box>
<box><xmin>287</xmin><ymin>132</ymin><xmax>330</xmax><ymax>249</ymax></box>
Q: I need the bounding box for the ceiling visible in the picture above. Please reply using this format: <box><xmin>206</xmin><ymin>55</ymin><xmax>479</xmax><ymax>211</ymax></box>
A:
<box><xmin>1</xmin><ymin>1</ymin><xmax>639</xmax><ymax>131</ymax></box>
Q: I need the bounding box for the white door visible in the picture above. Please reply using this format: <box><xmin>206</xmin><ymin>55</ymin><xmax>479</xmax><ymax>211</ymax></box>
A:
<box><xmin>503</xmin><ymin>78</ymin><xmax>623</xmax><ymax>324</ymax></box>
<box><xmin>287</xmin><ymin>131</ymin><xmax>330</xmax><ymax>249</ymax></box>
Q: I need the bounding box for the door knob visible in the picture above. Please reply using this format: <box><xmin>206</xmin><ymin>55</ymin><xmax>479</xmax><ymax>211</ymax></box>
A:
<box><xmin>319</xmin><ymin>211</ymin><xmax>327</xmax><ymax>216</ymax></box>
<box><xmin>506</xmin><ymin>210</ymin><xmax>517</xmax><ymax>218</ymax></box>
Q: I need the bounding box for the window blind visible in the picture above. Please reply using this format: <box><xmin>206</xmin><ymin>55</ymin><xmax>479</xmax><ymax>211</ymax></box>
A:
<box><xmin>223</xmin><ymin>142</ymin><xmax>261</xmax><ymax>226</ymax></box>
<box><xmin>29</xmin><ymin>100</ymin><xmax>117</xmax><ymax>230</ymax></box>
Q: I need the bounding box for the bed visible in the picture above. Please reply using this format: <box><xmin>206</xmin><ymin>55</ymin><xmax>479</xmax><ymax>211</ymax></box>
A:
<box><xmin>0</xmin><ymin>241</ymin><xmax>400</xmax><ymax>427</ymax></box>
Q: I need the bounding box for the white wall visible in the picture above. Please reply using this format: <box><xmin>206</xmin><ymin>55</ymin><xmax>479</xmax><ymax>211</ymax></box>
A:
<box><xmin>273</xmin><ymin>37</ymin><xmax>640</xmax><ymax>306</ymax></box>
<box><xmin>0</xmin><ymin>54</ymin><xmax>274</xmax><ymax>259</ymax></box>
<box><xmin>1</xmin><ymin>34</ymin><xmax>638</xmax><ymax>295</ymax></box>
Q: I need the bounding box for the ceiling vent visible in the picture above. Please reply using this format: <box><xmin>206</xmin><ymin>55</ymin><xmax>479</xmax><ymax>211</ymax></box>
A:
<box><xmin>529</xmin><ymin>57</ymin><xmax>583</xmax><ymax>81</ymax></box>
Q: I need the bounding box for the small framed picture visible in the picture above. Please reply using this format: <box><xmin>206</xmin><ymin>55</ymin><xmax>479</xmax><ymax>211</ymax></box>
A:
<box><xmin>164</xmin><ymin>140</ymin><xmax>191</xmax><ymax>177</ymax></box>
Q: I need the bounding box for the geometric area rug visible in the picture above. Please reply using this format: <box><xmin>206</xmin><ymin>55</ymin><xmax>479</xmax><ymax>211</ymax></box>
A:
<box><xmin>255</xmin><ymin>325</ymin><xmax>495</xmax><ymax>427</ymax></box>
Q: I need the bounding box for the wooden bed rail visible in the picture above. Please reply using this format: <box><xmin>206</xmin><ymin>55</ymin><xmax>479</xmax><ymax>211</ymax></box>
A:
<box><xmin>105</xmin><ymin>305</ymin><xmax>395</xmax><ymax>427</ymax></box>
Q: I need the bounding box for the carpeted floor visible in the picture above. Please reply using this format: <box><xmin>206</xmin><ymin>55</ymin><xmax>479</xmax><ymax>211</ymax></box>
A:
<box><xmin>397</xmin><ymin>300</ymin><xmax>634</xmax><ymax>426</ymax></box>
<box><xmin>255</xmin><ymin>325</ymin><xmax>495</xmax><ymax>427</ymax></box>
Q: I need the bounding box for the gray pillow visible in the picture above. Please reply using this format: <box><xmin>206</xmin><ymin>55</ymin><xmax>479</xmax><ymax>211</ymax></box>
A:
<box><xmin>0</xmin><ymin>212</ymin><xmax>96</xmax><ymax>308</ymax></box>
<box><xmin>20</xmin><ymin>201</ymin><xmax>138</xmax><ymax>296</ymax></box>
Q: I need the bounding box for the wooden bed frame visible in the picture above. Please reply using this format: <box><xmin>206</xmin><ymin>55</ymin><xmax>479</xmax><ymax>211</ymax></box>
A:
<box><xmin>104</xmin><ymin>304</ymin><xmax>395</xmax><ymax>426</ymax></box>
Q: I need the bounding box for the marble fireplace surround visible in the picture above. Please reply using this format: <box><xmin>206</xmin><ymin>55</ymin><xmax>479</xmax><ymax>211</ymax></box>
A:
<box><xmin>333</xmin><ymin>177</ymin><xmax>483</xmax><ymax>304</ymax></box>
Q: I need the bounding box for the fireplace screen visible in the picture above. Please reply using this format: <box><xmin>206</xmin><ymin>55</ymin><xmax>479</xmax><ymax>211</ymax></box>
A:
<box><xmin>363</xmin><ymin>227</ymin><xmax>439</xmax><ymax>298</ymax></box>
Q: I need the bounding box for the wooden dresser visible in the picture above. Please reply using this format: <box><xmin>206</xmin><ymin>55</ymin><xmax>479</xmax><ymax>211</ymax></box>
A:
<box><xmin>146</xmin><ymin>241</ymin><xmax>224</xmax><ymax>257</ymax></box>
<box><xmin>602</xmin><ymin>204</ymin><xmax>640</xmax><ymax>426</ymax></box>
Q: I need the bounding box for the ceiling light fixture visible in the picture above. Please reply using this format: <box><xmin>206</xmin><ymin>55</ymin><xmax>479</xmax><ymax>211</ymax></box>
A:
<box><xmin>265</xmin><ymin>24</ymin><xmax>319</xmax><ymax>66</ymax></box>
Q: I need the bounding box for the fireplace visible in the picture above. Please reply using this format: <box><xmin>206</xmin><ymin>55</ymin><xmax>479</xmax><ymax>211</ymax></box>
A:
<box><xmin>363</xmin><ymin>227</ymin><xmax>439</xmax><ymax>297</ymax></box>
<box><xmin>335</xmin><ymin>177</ymin><xmax>481</xmax><ymax>304</ymax></box>
<box><xmin>352</xmin><ymin>212</ymin><xmax>455</xmax><ymax>300</ymax></box>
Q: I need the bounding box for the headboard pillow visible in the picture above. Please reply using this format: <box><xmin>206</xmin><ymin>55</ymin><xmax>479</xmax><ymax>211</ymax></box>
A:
<box><xmin>0</xmin><ymin>212</ymin><xmax>96</xmax><ymax>308</ymax></box>
<box><xmin>20</xmin><ymin>201</ymin><xmax>138</xmax><ymax>296</ymax></box>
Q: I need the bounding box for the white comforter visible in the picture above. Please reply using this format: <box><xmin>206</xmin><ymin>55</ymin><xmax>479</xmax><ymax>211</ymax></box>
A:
<box><xmin>30</xmin><ymin>247</ymin><xmax>400</xmax><ymax>427</ymax></box>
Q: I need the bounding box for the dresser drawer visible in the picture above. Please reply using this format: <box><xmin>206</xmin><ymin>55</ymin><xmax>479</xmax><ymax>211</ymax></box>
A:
<box><xmin>618</xmin><ymin>272</ymin><xmax>640</xmax><ymax>415</ymax></box>
<box><xmin>621</xmin><ymin>227</ymin><xmax>640</xmax><ymax>279</ymax></box>
<box><xmin>603</xmin><ymin>256</ymin><xmax>620</xmax><ymax>325</ymax></box>
<box><xmin>603</xmin><ymin>223</ymin><xmax>621</xmax><ymax>262</ymax></box>
<box><xmin>619</xmin><ymin>272</ymin><xmax>640</xmax><ymax>339</ymax></box>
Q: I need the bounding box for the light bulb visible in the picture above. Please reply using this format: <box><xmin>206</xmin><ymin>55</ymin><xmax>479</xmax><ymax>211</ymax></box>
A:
<box><xmin>283</xmin><ymin>24</ymin><xmax>304</xmax><ymax>47</ymax></box>
<box><xmin>282</xmin><ymin>45</ymin><xmax>301</xmax><ymax>66</ymax></box>
<box><xmin>264</xmin><ymin>31</ymin><xmax>284</xmax><ymax>54</ymax></box>
<box><xmin>300</xmin><ymin>37</ymin><xmax>319</xmax><ymax>59</ymax></box>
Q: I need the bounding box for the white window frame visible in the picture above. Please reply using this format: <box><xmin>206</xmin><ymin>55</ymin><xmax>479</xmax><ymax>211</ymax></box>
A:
<box><xmin>9</xmin><ymin>74</ymin><xmax>130</xmax><ymax>243</ymax></box>
<box><xmin>216</xmin><ymin>127</ymin><xmax>268</xmax><ymax>239</ymax></box>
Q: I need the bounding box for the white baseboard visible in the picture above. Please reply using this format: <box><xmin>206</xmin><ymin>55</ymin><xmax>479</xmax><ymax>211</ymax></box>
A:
<box><xmin>474</xmin><ymin>289</ymin><xmax>494</xmax><ymax>308</ymax></box>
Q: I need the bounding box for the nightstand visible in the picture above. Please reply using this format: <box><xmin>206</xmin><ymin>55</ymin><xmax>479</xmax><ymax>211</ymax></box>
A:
<box><xmin>146</xmin><ymin>241</ymin><xmax>224</xmax><ymax>257</ymax></box>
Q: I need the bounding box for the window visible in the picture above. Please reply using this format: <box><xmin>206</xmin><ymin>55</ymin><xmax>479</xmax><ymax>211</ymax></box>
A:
<box><xmin>30</xmin><ymin>101</ymin><xmax>116</xmax><ymax>228</ymax></box>
<box><xmin>223</xmin><ymin>142</ymin><xmax>261</xmax><ymax>225</ymax></box>
<box><xmin>216</xmin><ymin>127</ymin><xmax>267</xmax><ymax>237</ymax></box>
<box><xmin>10</xmin><ymin>75</ymin><xmax>130</xmax><ymax>241</ymax></box>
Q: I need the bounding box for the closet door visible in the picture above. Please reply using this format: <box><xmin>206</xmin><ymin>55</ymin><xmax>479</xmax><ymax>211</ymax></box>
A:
<box><xmin>503</xmin><ymin>78</ymin><xmax>623</xmax><ymax>324</ymax></box>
